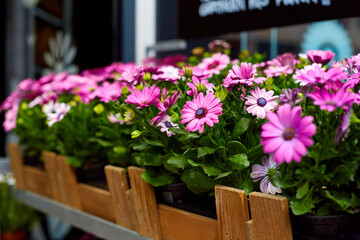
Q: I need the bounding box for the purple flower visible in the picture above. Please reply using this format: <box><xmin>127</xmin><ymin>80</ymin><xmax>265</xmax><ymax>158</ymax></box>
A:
<box><xmin>186</xmin><ymin>76</ymin><xmax>215</xmax><ymax>96</ymax></box>
<box><xmin>308</xmin><ymin>86</ymin><xmax>355</xmax><ymax>112</ymax></box>
<box><xmin>0</xmin><ymin>91</ymin><xmax>20</xmax><ymax>113</ymax></box>
<box><xmin>279</xmin><ymin>88</ymin><xmax>300</xmax><ymax>105</ymax></box>
<box><xmin>335</xmin><ymin>107</ymin><xmax>352</xmax><ymax>144</ymax></box>
<box><xmin>245</xmin><ymin>87</ymin><xmax>279</xmax><ymax>119</ymax></box>
<box><xmin>294</xmin><ymin>64</ymin><xmax>348</xmax><ymax>86</ymax></box>
<box><xmin>264</xmin><ymin>53</ymin><xmax>299</xmax><ymax>77</ymax></box>
<box><xmin>152</xmin><ymin>65</ymin><xmax>181</xmax><ymax>83</ymax></box>
<box><xmin>157</xmin><ymin>115</ymin><xmax>179</xmax><ymax>137</ymax></box>
<box><xmin>207</xmin><ymin>39</ymin><xmax>231</xmax><ymax>53</ymax></box>
<box><xmin>125</xmin><ymin>85</ymin><xmax>160</xmax><ymax>109</ymax></box>
<box><xmin>121</xmin><ymin>66</ymin><xmax>144</xmax><ymax>86</ymax></box>
<box><xmin>89</xmin><ymin>82</ymin><xmax>122</xmax><ymax>103</ymax></box>
<box><xmin>261</xmin><ymin>104</ymin><xmax>316</xmax><ymax>163</ymax></box>
<box><xmin>197</xmin><ymin>53</ymin><xmax>230</xmax><ymax>78</ymax></box>
<box><xmin>223</xmin><ymin>63</ymin><xmax>266</xmax><ymax>90</ymax></box>
<box><xmin>163</xmin><ymin>55</ymin><xmax>188</xmax><ymax>66</ymax></box>
<box><xmin>151</xmin><ymin>90</ymin><xmax>181</xmax><ymax>126</ymax></box>
<box><xmin>3</xmin><ymin>106</ymin><xmax>18</xmax><ymax>132</ymax></box>
<box><xmin>17</xmin><ymin>78</ymin><xmax>41</xmax><ymax>100</ymax></box>
<box><xmin>250</xmin><ymin>154</ymin><xmax>282</xmax><ymax>195</ymax></box>
<box><xmin>307</xmin><ymin>50</ymin><xmax>335</xmax><ymax>65</ymax></box>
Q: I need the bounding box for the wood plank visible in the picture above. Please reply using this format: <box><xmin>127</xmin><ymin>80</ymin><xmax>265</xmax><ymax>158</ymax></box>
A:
<box><xmin>215</xmin><ymin>185</ymin><xmax>249</xmax><ymax>240</ymax></box>
<box><xmin>127</xmin><ymin>190</ymin><xmax>140</xmax><ymax>233</ymax></box>
<box><xmin>128</xmin><ymin>167</ymin><xmax>162</xmax><ymax>240</ymax></box>
<box><xmin>56</xmin><ymin>155</ymin><xmax>82</xmax><ymax>209</ymax></box>
<box><xmin>77</xmin><ymin>183</ymin><xmax>116</xmax><ymax>222</ymax></box>
<box><xmin>105</xmin><ymin>165</ymin><xmax>133</xmax><ymax>229</ymax></box>
<box><xmin>24</xmin><ymin>166</ymin><xmax>52</xmax><ymax>198</ymax></box>
<box><xmin>159</xmin><ymin>204</ymin><xmax>218</xmax><ymax>240</ymax></box>
<box><xmin>43</xmin><ymin>151</ymin><xmax>61</xmax><ymax>201</ymax></box>
<box><xmin>7</xmin><ymin>143</ymin><xmax>26</xmax><ymax>190</ymax></box>
<box><xmin>247</xmin><ymin>192</ymin><xmax>293</xmax><ymax>240</ymax></box>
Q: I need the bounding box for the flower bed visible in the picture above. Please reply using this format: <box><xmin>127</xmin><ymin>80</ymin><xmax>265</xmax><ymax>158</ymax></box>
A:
<box><xmin>2</xmin><ymin>41</ymin><xmax>360</xmax><ymax>239</ymax></box>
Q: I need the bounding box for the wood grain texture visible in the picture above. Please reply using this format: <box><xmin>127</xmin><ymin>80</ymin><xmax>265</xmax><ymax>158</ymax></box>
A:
<box><xmin>127</xmin><ymin>190</ymin><xmax>140</xmax><ymax>232</ymax></box>
<box><xmin>42</xmin><ymin>151</ymin><xmax>61</xmax><ymax>201</ymax></box>
<box><xmin>56</xmin><ymin>155</ymin><xmax>82</xmax><ymax>209</ymax></box>
<box><xmin>159</xmin><ymin>204</ymin><xmax>219</xmax><ymax>240</ymax></box>
<box><xmin>128</xmin><ymin>166</ymin><xmax>162</xmax><ymax>240</ymax></box>
<box><xmin>215</xmin><ymin>185</ymin><xmax>249</xmax><ymax>240</ymax></box>
<box><xmin>247</xmin><ymin>192</ymin><xmax>293</xmax><ymax>240</ymax></box>
<box><xmin>24</xmin><ymin>166</ymin><xmax>52</xmax><ymax>197</ymax></box>
<box><xmin>7</xmin><ymin>143</ymin><xmax>26</xmax><ymax>190</ymax></box>
<box><xmin>105</xmin><ymin>165</ymin><xmax>133</xmax><ymax>229</ymax></box>
<box><xmin>77</xmin><ymin>183</ymin><xmax>116</xmax><ymax>222</ymax></box>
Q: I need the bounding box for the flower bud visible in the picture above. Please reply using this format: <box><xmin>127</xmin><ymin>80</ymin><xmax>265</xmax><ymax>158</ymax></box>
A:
<box><xmin>93</xmin><ymin>103</ymin><xmax>104</xmax><ymax>114</ymax></box>
<box><xmin>131</xmin><ymin>130</ymin><xmax>142</xmax><ymax>139</ymax></box>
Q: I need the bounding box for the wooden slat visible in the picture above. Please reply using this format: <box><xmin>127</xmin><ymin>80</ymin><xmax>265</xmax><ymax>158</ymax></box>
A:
<box><xmin>127</xmin><ymin>190</ymin><xmax>140</xmax><ymax>232</ymax></box>
<box><xmin>7</xmin><ymin>143</ymin><xmax>26</xmax><ymax>190</ymax></box>
<box><xmin>24</xmin><ymin>166</ymin><xmax>52</xmax><ymax>198</ymax></box>
<box><xmin>215</xmin><ymin>185</ymin><xmax>249</xmax><ymax>240</ymax></box>
<box><xmin>159</xmin><ymin>204</ymin><xmax>218</xmax><ymax>240</ymax></box>
<box><xmin>43</xmin><ymin>151</ymin><xmax>61</xmax><ymax>201</ymax></box>
<box><xmin>56</xmin><ymin>155</ymin><xmax>82</xmax><ymax>209</ymax></box>
<box><xmin>128</xmin><ymin>167</ymin><xmax>162</xmax><ymax>240</ymax></box>
<box><xmin>77</xmin><ymin>183</ymin><xmax>116</xmax><ymax>222</ymax></box>
<box><xmin>105</xmin><ymin>165</ymin><xmax>133</xmax><ymax>229</ymax></box>
<box><xmin>246</xmin><ymin>192</ymin><xmax>293</xmax><ymax>240</ymax></box>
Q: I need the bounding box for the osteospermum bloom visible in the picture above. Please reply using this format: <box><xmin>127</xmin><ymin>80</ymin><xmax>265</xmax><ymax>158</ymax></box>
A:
<box><xmin>308</xmin><ymin>86</ymin><xmax>355</xmax><ymax>112</ymax></box>
<box><xmin>197</xmin><ymin>53</ymin><xmax>230</xmax><ymax>77</ymax></box>
<box><xmin>307</xmin><ymin>50</ymin><xmax>335</xmax><ymax>65</ymax></box>
<box><xmin>187</xmin><ymin>76</ymin><xmax>215</xmax><ymax>96</ymax></box>
<box><xmin>43</xmin><ymin>102</ymin><xmax>71</xmax><ymax>127</ymax></box>
<box><xmin>294</xmin><ymin>64</ymin><xmax>348</xmax><ymax>86</ymax></box>
<box><xmin>335</xmin><ymin>107</ymin><xmax>352</xmax><ymax>144</ymax></box>
<box><xmin>125</xmin><ymin>85</ymin><xmax>160</xmax><ymax>109</ymax></box>
<box><xmin>151</xmin><ymin>90</ymin><xmax>181</xmax><ymax>126</ymax></box>
<box><xmin>279</xmin><ymin>88</ymin><xmax>300</xmax><ymax>105</ymax></box>
<box><xmin>152</xmin><ymin>65</ymin><xmax>181</xmax><ymax>83</ymax></box>
<box><xmin>3</xmin><ymin>106</ymin><xmax>18</xmax><ymax>132</ymax></box>
<box><xmin>108</xmin><ymin>113</ymin><xmax>124</xmax><ymax>124</ymax></box>
<box><xmin>121</xmin><ymin>66</ymin><xmax>144</xmax><ymax>86</ymax></box>
<box><xmin>245</xmin><ymin>87</ymin><xmax>279</xmax><ymax>119</ymax></box>
<box><xmin>157</xmin><ymin>115</ymin><xmax>179</xmax><ymax>137</ymax></box>
<box><xmin>180</xmin><ymin>93</ymin><xmax>222</xmax><ymax>133</ymax></box>
<box><xmin>261</xmin><ymin>104</ymin><xmax>316</xmax><ymax>163</ymax></box>
<box><xmin>264</xmin><ymin>53</ymin><xmax>299</xmax><ymax>77</ymax></box>
<box><xmin>90</xmin><ymin>82</ymin><xmax>122</xmax><ymax>103</ymax></box>
<box><xmin>223</xmin><ymin>63</ymin><xmax>266</xmax><ymax>90</ymax></box>
<box><xmin>250</xmin><ymin>154</ymin><xmax>282</xmax><ymax>195</ymax></box>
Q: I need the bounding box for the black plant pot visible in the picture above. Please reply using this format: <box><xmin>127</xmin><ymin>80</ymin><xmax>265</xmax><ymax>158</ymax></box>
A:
<box><xmin>77</xmin><ymin>162</ymin><xmax>107</xmax><ymax>189</ymax></box>
<box><xmin>292</xmin><ymin>211</ymin><xmax>360</xmax><ymax>240</ymax></box>
<box><xmin>158</xmin><ymin>182</ymin><xmax>189</xmax><ymax>204</ymax></box>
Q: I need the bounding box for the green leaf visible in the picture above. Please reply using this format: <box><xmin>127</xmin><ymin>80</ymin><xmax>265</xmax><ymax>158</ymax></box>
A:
<box><xmin>187</xmin><ymin>160</ymin><xmax>223</xmax><ymax>177</ymax></box>
<box><xmin>197</xmin><ymin>147</ymin><xmax>217</xmax><ymax>158</ymax></box>
<box><xmin>66</xmin><ymin>156</ymin><xmax>83</xmax><ymax>168</ymax></box>
<box><xmin>228</xmin><ymin>141</ymin><xmax>247</xmax><ymax>155</ymax></box>
<box><xmin>113</xmin><ymin>146</ymin><xmax>126</xmax><ymax>156</ymax></box>
<box><xmin>167</xmin><ymin>155</ymin><xmax>189</xmax><ymax>170</ymax></box>
<box><xmin>296</xmin><ymin>181</ymin><xmax>309</xmax><ymax>199</ymax></box>
<box><xmin>183</xmin><ymin>148</ymin><xmax>197</xmax><ymax>160</ymax></box>
<box><xmin>143</xmin><ymin>138</ymin><xmax>164</xmax><ymax>147</ymax></box>
<box><xmin>142</xmin><ymin>169</ymin><xmax>177</xmax><ymax>187</ymax></box>
<box><xmin>228</xmin><ymin>154</ymin><xmax>250</xmax><ymax>170</ymax></box>
<box><xmin>333</xmin><ymin>164</ymin><xmax>357</xmax><ymax>186</ymax></box>
<box><xmin>181</xmin><ymin>168</ymin><xmax>216</xmax><ymax>193</ymax></box>
<box><xmin>88</xmin><ymin>138</ymin><xmax>114</xmax><ymax>147</ymax></box>
<box><xmin>214</xmin><ymin>171</ymin><xmax>233</xmax><ymax>180</ymax></box>
<box><xmin>324</xmin><ymin>190</ymin><xmax>350</xmax><ymax>209</ymax></box>
<box><xmin>231</xmin><ymin>118</ymin><xmax>251</xmax><ymax>139</ymax></box>
<box><xmin>290</xmin><ymin>198</ymin><xmax>315</xmax><ymax>215</ymax></box>
<box><xmin>247</xmin><ymin>145</ymin><xmax>264</xmax><ymax>162</ymax></box>
<box><xmin>178</xmin><ymin>133</ymin><xmax>200</xmax><ymax>142</ymax></box>
<box><xmin>169</xmin><ymin>128</ymin><xmax>187</xmax><ymax>135</ymax></box>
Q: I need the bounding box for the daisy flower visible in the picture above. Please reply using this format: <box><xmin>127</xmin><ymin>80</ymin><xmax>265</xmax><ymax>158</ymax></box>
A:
<box><xmin>186</xmin><ymin>76</ymin><xmax>215</xmax><ymax>96</ymax></box>
<box><xmin>125</xmin><ymin>85</ymin><xmax>160</xmax><ymax>109</ymax></box>
<box><xmin>180</xmin><ymin>93</ymin><xmax>222</xmax><ymax>133</ymax></box>
<box><xmin>121</xmin><ymin>66</ymin><xmax>144</xmax><ymax>86</ymax></box>
<box><xmin>223</xmin><ymin>63</ymin><xmax>266</xmax><ymax>90</ymax></box>
<box><xmin>43</xmin><ymin>101</ymin><xmax>71</xmax><ymax>127</ymax></box>
<box><xmin>308</xmin><ymin>86</ymin><xmax>355</xmax><ymax>112</ymax></box>
<box><xmin>307</xmin><ymin>50</ymin><xmax>335</xmax><ymax>65</ymax></box>
<box><xmin>157</xmin><ymin>115</ymin><xmax>179</xmax><ymax>137</ymax></box>
<box><xmin>3</xmin><ymin>106</ymin><xmax>18</xmax><ymax>132</ymax></box>
<box><xmin>261</xmin><ymin>104</ymin><xmax>316</xmax><ymax>163</ymax></box>
<box><xmin>250</xmin><ymin>154</ymin><xmax>282</xmax><ymax>195</ymax></box>
<box><xmin>245</xmin><ymin>87</ymin><xmax>279</xmax><ymax>119</ymax></box>
<box><xmin>151</xmin><ymin>90</ymin><xmax>181</xmax><ymax>126</ymax></box>
<box><xmin>90</xmin><ymin>82</ymin><xmax>122</xmax><ymax>103</ymax></box>
<box><xmin>108</xmin><ymin>113</ymin><xmax>124</xmax><ymax>124</ymax></box>
<box><xmin>335</xmin><ymin>107</ymin><xmax>352</xmax><ymax>144</ymax></box>
<box><xmin>294</xmin><ymin>64</ymin><xmax>348</xmax><ymax>86</ymax></box>
<box><xmin>264</xmin><ymin>53</ymin><xmax>299</xmax><ymax>77</ymax></box>
<box><xmin>197</xmin><ymin>53</ymin><xmax>230</xmax><ymax>77</ymax></box>
<box><xmin>152</xmin><ymin>65</ymin><xmax>181</xmax><ymax>83</ymax></box>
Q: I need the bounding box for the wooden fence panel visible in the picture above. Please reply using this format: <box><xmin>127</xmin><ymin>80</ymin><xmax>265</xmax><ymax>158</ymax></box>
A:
<box><xmin>43</xmin><ymin>151</ymin><xmax>61</xmax><ymax>201</ymax></box>
<box><xmin>7</xmin><ymin>143</ymin><xmax>26</xmax><ymax>190</ymax></box>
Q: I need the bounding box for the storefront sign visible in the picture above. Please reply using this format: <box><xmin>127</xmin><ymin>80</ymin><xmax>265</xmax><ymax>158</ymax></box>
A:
<box><xmin>178</xmin><ymin>0</ymin><xmax>360</xmax><ymax>38</ymax></box>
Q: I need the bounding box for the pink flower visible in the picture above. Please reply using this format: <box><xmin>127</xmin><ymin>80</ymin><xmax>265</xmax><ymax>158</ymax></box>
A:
<box><xmin>208</xmin><ymin>39</ymin><xmax>231</xmax><ymax>53</ymax></box>
<box><xmin>157</xmin><ymin>115</ymin><xmax>179</xmax><ymax>137</ymax></box>
<box><xmin>197</xmin><ymin>53</ymin><xmax>230</xmax><ymax>77</ymax></box>
<box><xmin>308</xmin><ymin>86</ymin><xmax>355</xmax><ymax>112</ymax></box>
<box><xmin>180</xmin><ymin>93</ymin><xmax>222</xmax><ymax>133</ymax></box>
<box><xmin>279</xmin><ymin>88</ymin><xmax>300</xmax><ymax>105</ymax></box>
<box><xmin>3</xmin><ymin>106</ymin><xmax>18</xmax><ymax>132</ymax></box>
<box><xmin>264</xmin><ymin>65</ymin><xmax>292</xmax><ymax>78</ymax></box>
<box><xmin>90</xmin><ymin>82</ymin><xmax>122</xmax><ymax>103</ymax></box>
<box><xmin>223</xmin><ymin>63</ymin><xmax>266</xmax><ymax>90</ymax></box>
<box><xmin>245</xmin><ymin>87</ymin><xmax>278</xmax><ymax>119</ymax></box>
<box><xmin>261</xmin><ymin>104</ymin><xmax>316</xmax><ymax>163</ymax></box>
<box><xmin>192</xmin><ymin>67</ymin><xmax>210</xmax><ymax>80</ymax></box>
<box><xmin>335</xmin><ymin>107</ymin><xmax>352</xmax><ymax>144</ymax></box>
<box><xmin>17</xmin><ymin>78</ymin><xmax>41</xmax><ymax>100</ymax></box>
<box><xmin>164</xmin><ymin>55</ymin><xmax>188</xmax><ymax>66</ymax></box>
<box><xmin>151</xmin><ymin>90</ymin><xmax>181</xmax><ymax>126</ymax></box>
<box><xmin>125</xmin><ymin>85</ymin><xmax>160</xmax><ymax>109</ymax></box>
<box><xmin>264</xmin><ymin>53</ymin><xmax>299</xmax><ymax>77</ymax></box>
<box><xmin>108</xmin><ymin>113</ymin><xmax>125</xmax><ymax>124</ymax></box>
<box><xmin>294</xmin><ymin>64</ymin><xmax>348</xmax><ymax>86</ymax></box>
<box><xmin>250</xmin><ymin>154</ymin><xmax>282</xmax><ymax>195</ymax></box>
<box><xmin>307</xmin><ymin>50</ymin><xmax>335</xmax><ymax>65</ymax></box>
<box><xmin>152</xmin><ymin>65</ymin><xmax>181</xmax><ymax>83</ymax></box>
<box><xmin>28</xmin><ymin>91</ymin><xmax>58</xmax><ymax>108</ymax></box>
<box><xmin>121</xmin><ymin>66</ymin><xmax>144</xmax><ymax>86</ymax></box>
<box><xmin>186</xmin><ymin>76</ymin><xmax>214</xmax><ymax>96</ymax></box>
<box><xmin>0</xmin><ymin>91</ymin><xmax>20</xmax><ymax>113</ymax></box>
<box><xmin>43</xmin><ymin>102</ymin><xmax>71</xmax><ymax>127</ymax></box>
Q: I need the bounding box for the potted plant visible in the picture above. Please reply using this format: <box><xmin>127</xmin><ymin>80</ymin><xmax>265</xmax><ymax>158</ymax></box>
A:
<box><xmin>0</xmin><ymin>173</ymin><xmax>37</xmax><ymax>240</ymax></box>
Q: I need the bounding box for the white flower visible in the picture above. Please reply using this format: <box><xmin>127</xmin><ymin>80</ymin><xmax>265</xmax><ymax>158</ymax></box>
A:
<box><xmin>43</xmin><ymin>101</ymin><xmax>71</xmax><ymax>126</ymax></box>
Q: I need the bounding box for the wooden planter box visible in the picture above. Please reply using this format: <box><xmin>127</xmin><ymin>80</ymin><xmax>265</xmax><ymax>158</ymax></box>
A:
<box><xmin>8</xmin><ymin>143</ymin><xmax>293</xmax><ymax>240</ymax></box>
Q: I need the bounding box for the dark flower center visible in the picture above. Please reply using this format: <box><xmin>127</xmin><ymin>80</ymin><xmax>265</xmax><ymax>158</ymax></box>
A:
<box><xmin>257</xmin><ymin>97</ymin><xmax>267</xmax><ymax>107</ymax></box>
<box><xmin>195</xmin><ymin>108</ymin><xmax>207</xmax><ymax>118</ymax></box>
<box><xmin>141</xmin><ymin>101</ymin><xmax>149</xmax><ymax>105</ymax></box>
<box><xmin>208</xmin><ymin>61</ymin><xmax>219</xmax><ymax>69</ymax></box>
<box><xmin>282</xmin><ymin>128</ymin><xmax>295</xmax><ymax>140</ymax></box>
<box><xmin>165</xmin><ymin>121</ymin><xmax>172</xmax><ymax>128</ymax></box>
